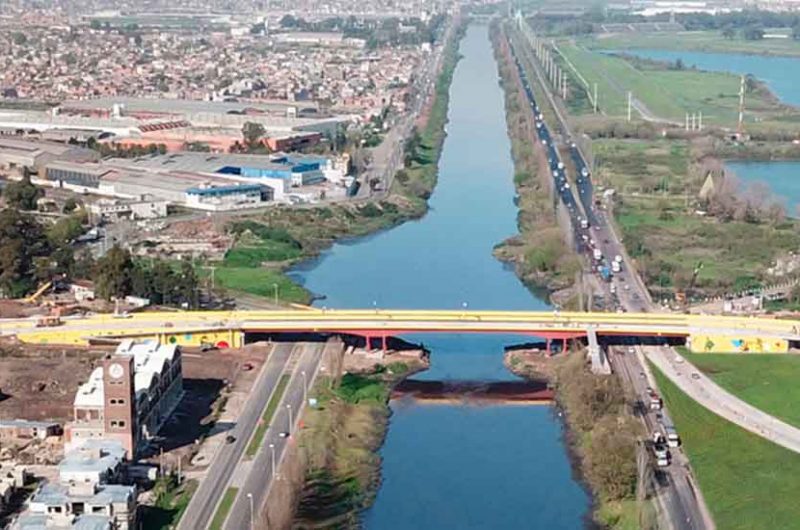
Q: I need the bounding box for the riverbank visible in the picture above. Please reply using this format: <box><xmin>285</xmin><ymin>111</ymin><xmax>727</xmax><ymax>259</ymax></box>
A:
<box><xmin>292</xmin><ymin>350</ymin><xmax>429</xmax><ymax>528</ymax></box>
<box><xmin>505</xmin><ymin>349</ymin><xmax>647</xmax><ymax>530</ymax></box>
<box><xmin>201</xmin><ymin>19</ymin><xmax>467</xmax><ymax>305</ymax></box>
<box><xmin>490</xmin><ymin>22</ymin><xmax>583</xmax><ymax>306</ymax></box>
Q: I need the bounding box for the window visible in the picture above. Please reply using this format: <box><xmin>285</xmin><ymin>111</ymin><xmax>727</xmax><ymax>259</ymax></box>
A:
<box><xmin>110</xmin><ymin>420</ymin><xmax>127</xmax><ymax>429</ymax></box>
<box><xmin>109</xmin><ymin>398</ymin><xmax>126</xmax><ymax>406</ymax></box>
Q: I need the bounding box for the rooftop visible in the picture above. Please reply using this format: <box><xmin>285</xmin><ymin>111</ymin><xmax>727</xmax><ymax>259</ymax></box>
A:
<box><xmin>59</xmin><ymin>439</ymin><xmax>126</xmax><ymax>477</ymax></box>
<box><xmin>14</xmin><ymin>513</ymin><xmax>112</xmax><ymax>530</ymax></box>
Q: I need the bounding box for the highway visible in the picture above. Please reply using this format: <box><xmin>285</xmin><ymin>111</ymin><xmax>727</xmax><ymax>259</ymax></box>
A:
<box><xmin>224</xmin><ymin>339</ymin><xmax>333</xmax><ymax>530</ymax></box>
<box><xmin>177</xmin><ymin>343</ymin><xmax>294</xmax><ymax>530</ymax></box>
<box><xmin>507</xmin><ymin>20</ymin><xmax>714</xmax><ymax>530</ymax></box>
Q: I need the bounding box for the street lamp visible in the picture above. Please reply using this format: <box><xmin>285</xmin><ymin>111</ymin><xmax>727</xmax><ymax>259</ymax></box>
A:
<box><xmin>247</xmin><ymin>492</ymin><xmax>254</xmax><ymax>530</ymax></box>
<box><xmin>287</xmin><ymin>404</ymin><xmax>293</xmax><ymax>431</ymax></box>
<box><xmin>301</xmin><ymin>370</ymin><xmax>308</xmax><ymax>404</ymax></box>
<box><xmin>272</xmin><ymin>283</ymin><xmax>279</xmax><ymax>306</ymax></box>
<box><xmin>269</xmin><ymin>443</ymin><xmax>276</xmax><ymax>479</ymax></box>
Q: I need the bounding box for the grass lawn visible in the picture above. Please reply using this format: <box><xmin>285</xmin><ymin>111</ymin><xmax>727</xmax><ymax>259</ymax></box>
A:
<box><xmin>555</xmin><ymin>40</ymin><xmax>783</xmax><ymax>126</ymax></box>
<box><xmin>212</xmin><ymin>266</ymin><xmax>310</xmax><ymax>304</ymax></box>
<box><xmin>586</xmin><ymin>30</ymin><xmax>800</xmax><ymax>58</ymax></box>
<box><xmin>209</xmin><ymin>487</ymin><xmax>239</xmax><ymax>530</ymax></box>
<box><xmin>246</xmin><ymin>374</ymin><xmax>291</xmax><ymax>457</ymax></box>
<box><xmin>680</xmin><ymin>350</ymin><xmax>800</xmax><ymax>429</ymax></box>
<box><xmin>653</xmin><ymin>365</ymin><xmax>800</xmax><ymax>530</ymax></box>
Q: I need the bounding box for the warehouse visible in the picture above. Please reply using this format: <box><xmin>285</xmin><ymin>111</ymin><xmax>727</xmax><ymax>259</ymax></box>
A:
<box><xmin>0</xmin><ymin>138</ymin><xmax>98</xmax><ymax>174</ymax></box>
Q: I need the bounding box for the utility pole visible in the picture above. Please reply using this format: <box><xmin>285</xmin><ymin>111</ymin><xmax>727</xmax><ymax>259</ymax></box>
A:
<box><xmin>627</xmin><ymin>91</ymin><xmax>632</xmax><ymax>122</ymax></box>
<box><xmin>737</xmin><ymin>74</ymin><xmax>746</xmax><ymax>137</ymax></box>
<box><xmin>698</xmin><ymin>111</ymin><xmax>703</xmax><ymax>131</ymax></box>
<box><xmin>685</xmin><ymin>112</ymin><xmax>689</xmax><ymax>131</ymax></box>
<box><xmin>592</xmin><ymin>83</ymin><xmax>598</xmax><ymax>114</ymax></box>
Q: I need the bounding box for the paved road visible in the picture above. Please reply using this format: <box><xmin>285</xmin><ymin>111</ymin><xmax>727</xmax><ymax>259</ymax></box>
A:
<box><xmin>177</xmin><ymin>343</ymin><xmax>293</xmax><ymax>530</ymax></box>
<box><xmin>224</xmin><ymin>339</ymin><xmax>333</xmax><ymax>530</ymax></box>
<box><xmin>510</xmin><ymin>21</ymin><xmax>713</xmax><ymax>530</ymax></box>
<box><xmin>647</xmin><ymin>346</ymin><xmax>800</xmax><ymax>454</ymax></box>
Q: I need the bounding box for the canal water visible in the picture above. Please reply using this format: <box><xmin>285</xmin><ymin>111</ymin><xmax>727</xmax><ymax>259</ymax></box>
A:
<box><xmin>726</xmin><ymin>160</ymin><xmax>800</xmax><ymax>216</ymax></box>
<box><xmin>291</xmin><ymin>24</ymin><xmax>590</xmax><ymax>529</ymax></box>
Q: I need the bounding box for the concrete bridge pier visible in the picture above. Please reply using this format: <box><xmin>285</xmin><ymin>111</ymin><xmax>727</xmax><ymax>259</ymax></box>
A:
<box><xmin>587</xmin><ymin>326</ymin><xmax>611</xmax><ymax>375</ymax></box>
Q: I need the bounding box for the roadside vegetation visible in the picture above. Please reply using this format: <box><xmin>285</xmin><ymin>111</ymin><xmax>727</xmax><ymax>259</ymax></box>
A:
<box><xmin>552</xmin><ymin>353</ymin><xmax>645</xmax><ymax>530</ymax></box>
<box><xmin>652</xmin><ymin>365</ymin><xmax>800</xmax><ymax>530</ymax></box>
<box><xmin>590</xmin><ymin>137</ymin><xmax>800</xmax><ymax>299</ymax></box>
<box><xmin>678</xmin><ymin>348</ymin><xmax>800</xmax><ymax>429</ymax></box>
<box><xmin>208</xmin><ymin>487</ymin><xmax>239</xmax><ymax>530</ymax></box>
<box><xmin>491</xmin><ymin>22</ymin><xmax>583</xmax><ymax>301</ymax></box>
<box><xmin>139</xmin><ymin>475</ymin><xmax>197</xmax><ymax>530</ymax></box>
<box><xmin>293</xmin><ymin>368</ymin><xmax>400</xmax><ymax>527</ymax></box>
<box><xmin>246</xmin><ymin>374</ymin><xmax>291</xmax><ymax>457</ymax></box>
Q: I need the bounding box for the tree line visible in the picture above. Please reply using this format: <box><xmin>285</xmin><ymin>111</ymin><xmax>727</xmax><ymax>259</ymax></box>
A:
<box><xmin>0</xmin><ymin>178</ymin><xmax>199</xmax><ymax>306</ymax></box>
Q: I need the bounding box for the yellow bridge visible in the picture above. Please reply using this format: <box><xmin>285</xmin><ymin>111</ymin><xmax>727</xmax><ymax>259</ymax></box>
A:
<box><xmin>4</xmin><ymin>309</ymin><xmax>799</xmax><ymax>353</ymax></box>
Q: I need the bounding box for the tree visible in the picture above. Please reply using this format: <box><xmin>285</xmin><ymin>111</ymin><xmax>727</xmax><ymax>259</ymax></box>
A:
<box><xmin>62</xmin><ymin>197</ymin><xmax>80</xmax><ymax>213</ymax></box>
<box><xmin>742</xmin><ymin>24</ymin><xmax>764</xmax><ymax>41</ymax></box>
<box><xmin>4</xmin><ymin>174</ymin><xmax>43</xmax><ymax>210</ymax></box>
<box><xmin>242</xmin><ymin>122</ymin><xmax>266</xmax><ymax>147</ymax></box>
<box><xmin>722</xmin><ymin>25</ymin><xmax>736</xmax><ymax>39</ymax></box>
<box><xmin>0</xmin><ymin>209</ymin><xmax>50</xmax><ymax>297</ymax></box>
<box><xmin>94</xmin><ymin>245</ymin><xmax>133</xmax><ymax>300</ymax></box>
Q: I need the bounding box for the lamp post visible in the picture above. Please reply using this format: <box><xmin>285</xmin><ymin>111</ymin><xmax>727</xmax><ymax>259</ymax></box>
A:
<box><xmin>287</xmin><ymin>404</ymin><xmax>293</xmax><ymax>431</ymax></box>
<box><xmin>269</xmin><ymin>443</ymin><xmax>276</xmax><ymax>479</ymax></box>
<box><xmin>272</xmin><ymin>283</ymin><xmax>279</xmax><ymax>306</ymax></box>
<box><xmin>247</xmin><ymin>492</ymin><xmax>254</xmax><ymax>530</ymax></box>
<box><xmin>301</xmin><ymin>370</ymin><xmax>308</xmax><ymax>404</ymax></box>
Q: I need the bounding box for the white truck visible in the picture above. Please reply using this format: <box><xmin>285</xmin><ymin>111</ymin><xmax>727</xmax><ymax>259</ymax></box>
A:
<box><xmin>611</xmin><ymin>261</ymin><xmax>621</xmax><ymax>273</ymax></box>
<box><xmin>593</xmin><ymin>248</ymin><xmax>602</xmax><ymax>261</ymax></box>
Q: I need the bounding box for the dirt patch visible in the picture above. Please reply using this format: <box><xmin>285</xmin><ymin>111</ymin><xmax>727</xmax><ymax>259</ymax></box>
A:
<box><xmin>0</xmin><ymin>346</ymin><xmax>109</xmax><ymax>422</ymax></box>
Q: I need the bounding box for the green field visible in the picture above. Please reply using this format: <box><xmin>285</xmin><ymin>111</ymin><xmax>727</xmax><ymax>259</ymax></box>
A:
<box><xmin>680</xmin><ymin>350</ymin><xmax>800</xmax><ymax>429</ymax></box>
<box><xmin>208</xmin><ymin>487</ymin><xmax>239</xmax><ymax>530</ymax></box>
<box><xmin>653</xmin><ymin>365</ymin><xmax>800</xmax><ymax>530</ymax></box>
<box><xmin>586</xmin><ymin>30</ymin><xmax>800</xmax><ymax>57</ymax></box>
<box><xmin>555</xmin><ymin>40</ymin><xmax>784</xmax><ymax>126</ymax></box>
<box><xmin>246</xmin><ymin>374</ymin><xmax>291</xmax><ymax>457</ymax></box>
<box><xmin>211</xmin><ymin>267</ymin><xmax>310</xmax><ymax>304</ymax></box>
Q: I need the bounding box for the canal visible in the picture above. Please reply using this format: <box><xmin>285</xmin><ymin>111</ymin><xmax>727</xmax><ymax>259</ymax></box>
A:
<box><xmin>292</xmin><ymin>24</ymin><xmax>590</xmax><ymax>528</ymax></box>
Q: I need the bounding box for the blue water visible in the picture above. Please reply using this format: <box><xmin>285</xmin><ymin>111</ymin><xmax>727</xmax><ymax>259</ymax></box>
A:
<box><xmin>727</xmin><ymin>160</ymin><xmax>800</xmax><ymax>216</ymax></box>
<box><xmin>610</xmin><ymin>48</ymin><xmax>800</xmax><ymax>106</ymax></box>
<box><xmin>291</xmin><ymin>24</ymin><xmax>589</xmax><ymax>529</ymax></box>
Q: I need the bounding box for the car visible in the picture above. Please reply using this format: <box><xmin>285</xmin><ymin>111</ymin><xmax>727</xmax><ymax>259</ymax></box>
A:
<box><xmin>278</xmin><ymin>431</ymin><xmax>290</xmax><ymax>438</ymax></box>
<box><xmin>675</xmin><ymin>357</ymin><xmax>684</xmax><ymax>364</ymax></box>
<box><xmin>691</xmin><ymin>372</ymin><xmax>701</xmax><ymax>380</ymax></box>
<box><xmin>628</xmin><ymin>347</ymin><xmax>636</xmax><ymax>354</ymax></box>
<box><xmin>225</xmin><ymin>435</ymin><xmax>236</xmax><ymax>444</ymax></box>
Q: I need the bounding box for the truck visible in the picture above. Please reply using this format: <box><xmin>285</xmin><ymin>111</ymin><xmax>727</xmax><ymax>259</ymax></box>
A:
<box><xmin>557</xmin><ymin>161</ymin><xmax>565</xmax><ymax>170</ymax></box>
<box><xmin>593</xmin><ymin>248</ymin><xmax>602</xmax><ymax>261</ymax></box>
<box><xmin>611</xmin><ymin>261</ymin><xmax>621</xmax><ymax>273</ymax></box>
<box><xmin>600</xmin><ymin>265</ymin><xmax>612</xmax><ymax>282</ymax></box>
<box><xmin>580</xmin><ymin>218</ymin><xmax>589</xmax><ymax>230</ymax></box>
